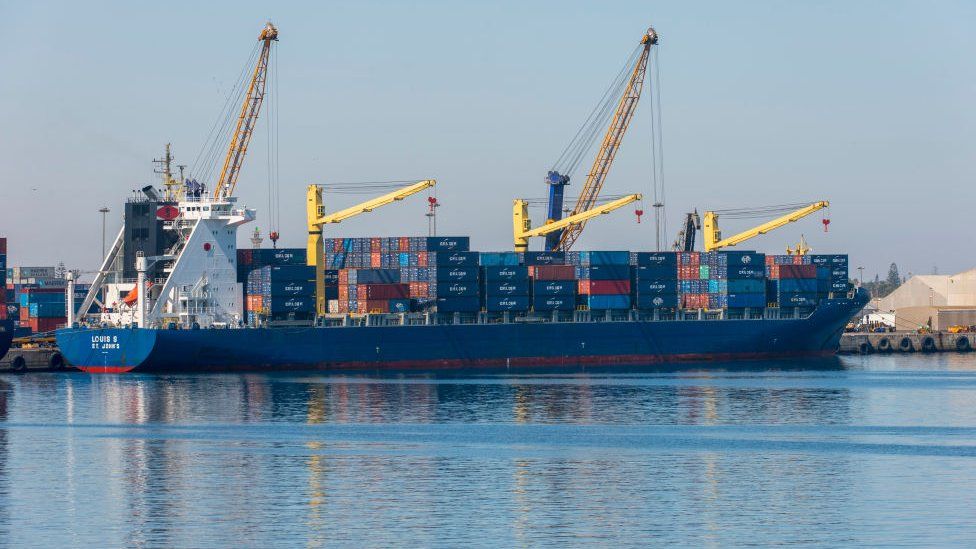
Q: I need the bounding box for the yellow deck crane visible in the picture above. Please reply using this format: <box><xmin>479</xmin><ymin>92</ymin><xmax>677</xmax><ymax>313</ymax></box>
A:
<box><xmin>514</xmin><ymin>194</ymin><xmax>642</xmax><ymax>252</ymax></box>
<box><xmin>307</xmin><ymin>180</ymin><xmax>436</xmax><ymax>316</ymax></box>
<box><xmin>702</xmin><ymin>201</ymin><xmax>830</xmax><ymax>253</ymax></box>
<box><xmin>545</xmin><ymin>27</ymin><xmax>658</xmax><ymax>251</ymax></box>
<box><xmin>213</xmin><ymin>22</ymin><xmax>278</xmax><ymax>200</ymax></box>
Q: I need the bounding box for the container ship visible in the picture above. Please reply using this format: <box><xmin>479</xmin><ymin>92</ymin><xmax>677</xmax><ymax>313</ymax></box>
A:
<box><xmin>54</xmin><ymin>22</ymin><xmax>868</xmax><ymax>373</ymax></box>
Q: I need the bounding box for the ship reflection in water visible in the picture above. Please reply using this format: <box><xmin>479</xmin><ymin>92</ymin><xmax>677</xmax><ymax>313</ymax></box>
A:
<box><xmin>1</xmin><ymin>355</ymin><xmax>976</xmax><ymax>545</ymax></box>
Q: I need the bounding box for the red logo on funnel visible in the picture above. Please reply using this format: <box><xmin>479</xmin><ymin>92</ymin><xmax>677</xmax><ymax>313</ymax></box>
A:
<box><xmin>156</xmin><ymin>205</ymin><xmax>179</xmax><ymax>221</ymax></box>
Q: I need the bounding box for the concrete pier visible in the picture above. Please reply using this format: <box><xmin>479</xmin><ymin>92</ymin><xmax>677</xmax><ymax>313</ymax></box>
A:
<box><xmin>840</xmin><ymin>332</ymin><xmax>975</xmax><ymax>354</ymax></box>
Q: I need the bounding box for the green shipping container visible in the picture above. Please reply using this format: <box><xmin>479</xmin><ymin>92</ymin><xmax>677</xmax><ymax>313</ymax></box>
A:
<box><xmin>699</xmin><ymin>265</ymin><xmax>710</xmax><ymax>279</ymax></box>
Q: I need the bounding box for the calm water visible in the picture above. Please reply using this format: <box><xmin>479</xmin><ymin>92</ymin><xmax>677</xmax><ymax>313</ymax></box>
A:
<box><xmin>1</xmin><ymin>355</ymin><xmax>976</xmax><ymax>546</ymax></box>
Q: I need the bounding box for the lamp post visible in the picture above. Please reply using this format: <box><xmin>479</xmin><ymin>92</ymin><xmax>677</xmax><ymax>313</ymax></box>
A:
<box><xmin>99</xmin><ymin>207</ymin><xmax>110</xmax><ymax>260</ymax></box>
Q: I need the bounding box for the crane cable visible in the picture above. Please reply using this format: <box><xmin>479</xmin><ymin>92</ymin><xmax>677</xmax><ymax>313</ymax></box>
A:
<box><xmin>711</xmin><ymin>202</ymin><xmax>820</xmax><ymax>219</ymax></box>
<box><xmin>190</xmin><ymin>42</ymin><xmax>262</xmax><ymax>187</ymax></box>
<box><xmin>265</xmin><ymin>41</ymin><xmax>280</xmax><ymax>238</ymax></box>
<box><xmin>551</xmin><ymin>44</ymin><xmax>643</xmax><ymax>176</ymax></box>
<box><xmin>649</xmin><ymin>46</ymin><xmax>666</xmax><ymax>247</ymax></box>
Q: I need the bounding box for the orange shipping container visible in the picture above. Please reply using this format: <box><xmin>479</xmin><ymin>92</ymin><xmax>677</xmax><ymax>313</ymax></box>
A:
<box><xmin>417</xmin><ymin>252</ymin><xmax>428</xmax><ymax>267</ymax></box>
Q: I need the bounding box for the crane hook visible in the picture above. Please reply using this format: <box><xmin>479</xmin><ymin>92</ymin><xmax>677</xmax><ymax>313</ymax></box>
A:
<box><xmin>822</xmin><ymin>218</ymin><xmax>830</xmax><ymax>232</ymax></box>
<box><xmin>635</xmin><ymin>208</ymin><xmax>644</xmax><ymax>224</ymax></box>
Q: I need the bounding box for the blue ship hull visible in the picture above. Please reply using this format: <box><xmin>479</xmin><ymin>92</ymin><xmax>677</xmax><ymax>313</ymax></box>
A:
<box><xmin>56</xmin><ymin>290</ymin><xmax>867</xmax><ymax>373</ymax></box>
<box><xmin>0</xmin><ymin>321</ymin><xmax>11</xmax><ymax>363</ymax></box>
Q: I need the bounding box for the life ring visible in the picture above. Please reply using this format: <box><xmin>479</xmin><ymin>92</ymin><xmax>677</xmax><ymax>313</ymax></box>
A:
<box><xmin>899</xmin><ymin>337</ymin><xmax>915</xmax><ymax>353</ymax></box>
<box><xmin>921</xmin><ymin>337</ymin><xmax>936</xmax><ymax>353</ymax></box>
<box><xmin>10</xmin><ymin>356</ymin><xmax>26</xmax><ymax>373</ymax></box>
<box><xmin>956</xmin><ymin>337</ymin><xmax>972</xmax><ymax>352</ymax></box>
<box><xmin>858</xmin><ymin>341</ymin><xmax>874</xmax><ymax>355</ymax></box>
<box><xmin>877</xmin><ymin>338</ymin><xmax>893</xmax><ymax>353</ymax></box>
<box><xmin>48</xmin><ymin>352</ymin><xmax>65</xmax><ymax>370</ymax></box>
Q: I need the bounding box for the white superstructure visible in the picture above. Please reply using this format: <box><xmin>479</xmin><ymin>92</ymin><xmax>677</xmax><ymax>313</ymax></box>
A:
<box><xmin>77</xmin><ymin>194</ymin><xmax>255</xmax><ymax>329</ymax></box>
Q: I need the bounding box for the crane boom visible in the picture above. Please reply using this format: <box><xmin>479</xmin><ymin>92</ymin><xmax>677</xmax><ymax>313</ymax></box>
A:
<box><xmin>514</xmin><ymin>194</ymin><xmax>642</xmax><ymax>252</ymax></box>
<box><xmin>554</xmin><ymin>27</ymin><xmax>657</xmax><ymax>251</ymax></box>
<box><xmin>214</xmin><ymin>22</ymin><xmax>278</xmax><ymax>200</ymax></box>
<box><xmin>703</xmin><ymin>201</ymin><xmax>830</xmax><ymax>252</ymax></box>
<box><xmin>306</xmin><ymin>180</ymin><xmax>436</xmax><ymax>315</ymax></box>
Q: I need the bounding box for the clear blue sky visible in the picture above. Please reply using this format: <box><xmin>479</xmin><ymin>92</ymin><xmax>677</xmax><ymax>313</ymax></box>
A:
<box><xmin>1</xmin><ymin>1</ymin><xmax>973</xmax><ymax>280</ymax></box>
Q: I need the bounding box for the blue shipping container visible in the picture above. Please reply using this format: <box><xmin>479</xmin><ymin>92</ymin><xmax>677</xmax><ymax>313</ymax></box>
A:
<box><xmin>29</xmin><ymin>302</ymin><xmax>67</xmax><ymax>317</ymax></box>
<box><xmin>485</xmin><ymin>296</ymin><xmax>530</xmax><ymax>312</ymax></box>
<box><xmin>773</xmin><ymin>279</ymin><xmax>818</xmax><ymax>293</ymax></box>
<box><xmin>532</xmin><ymin>280</ymin><xmax>577</xmax><ymax>296</ymax></box>
<box><xmin>479</xmin><ymin>252</ymin><xmax>521</xmax><ymax>266</ymax></box>
<box><xmin>577</xmin><ymin>251</ymin><xmax>630</xmax><ymax>266</ymax></box>
<box><xmin>437</xmin><ymin>281</ymin><xmax>479</xmax><ymax>297</ymax></box>
<box><xmin>634</xmin><ymin>252</ymin><xmax>678</xmax><ymax>268</ymax></box>
<box><xmin>633</xmin><ymin>263</ymin><xmax>678</xmax><ymax>280</ymax></box>
<box><xmin>267</xmin><ymin>297</ymin><xmax>316</xmax><ymax>314</ymax></box>
<box><xmin>576</xmin><ymin>264</ymin><xmax>631</xmax><ymax>281</ymax></box>
<box><xmin>348</xmin><ymin>269</ymin><xmax>401</xmax><ymax>284</ymax></box>
<box><xmin>435</xmin><ymin>266</ymin><xmax>479</xmax><ymax>282</ymax></box>
<box><xmin>484</xmin><ymin>279</ymin><xmax>530</xmax><ymax>296</ymax></box>
<box><xmin>532</xmin><ymin>295</ymin><xmax>576</xmax><ymax>311</ymax></box>
<box><xmin>269</xmin><ymin>265</ymin><xmax>316</xmax><ymax>281</ymax></box>
<box><xmin>722</xmin><ymin>251</ymin><xmax>765</xmax><ymax>267</ymax></box>
<box><xmin>430</xmin><ymin>251</ymin><xmax>480</xmax><ymax>267</ymax></box>
<box><xmin>426</xmin><ymin>236</ymin><xmax>470</xmax><ymax>252</ymax></box>
<box><xmin>727</xmin><ymin>264</ymin><xmax>766</xmax><ymax>279</ymax></box>
<box><xmin>726</xmin><ymin>293</ymin><xmax>767</xmax><ymax>308</ymax></box>
<box><xmin>634</xmin><ymin>279</ymin><xmax>678</xmax><ymax>295</ymax></box>
<box><xmin>521</xmin><ymin>251</ymin><xmax>565</xmax><ymax>265</ymax></box>
<box><xmin>389</xmin><ymin>299</ymin><xmax>411</xmax><ymax>313</ymax></box>
<box><xmin>434</xmin><ymin>296</ymin><xmax>481</xmax><ymax>312</ymax></box>
<box><xmin>270</xmin><ymin>280</ymin><xmax>315</xmax><ymax>295</ymax></box>
<box><xmin>482</xmin><ymin>266</ymin><xmax>529</xmax><ymax>281</ymax></box>
<box><xmin>635</xmin><ymin>293</ymin><xmax>679</xmax><ymax>309</ymax></box>
<box><xmin>585</xmin><ymin>294</ymin><xmax>631</xmax><ymax>310</ymax></box>
<box><xmin>776</xmin><ymin>293</ymin><xmax>818</xmax><ymax>307</ymax></box>
<box><xmin>727</xmin><ymin>279</ymin><xmax>765</xmax><ymax>293</ymax></box>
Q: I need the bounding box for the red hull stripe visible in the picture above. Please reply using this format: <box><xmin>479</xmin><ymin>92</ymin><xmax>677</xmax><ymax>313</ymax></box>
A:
<box><xmin>79</xmin><ymin>366</ymin><xmax>137</xmax><ymax>374</ymax></box>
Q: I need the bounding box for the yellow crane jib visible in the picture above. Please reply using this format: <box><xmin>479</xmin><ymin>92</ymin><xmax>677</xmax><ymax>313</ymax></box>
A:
<box><xmin>555</xmin><ymin>27</ymin><xmax>657</xmax><ymax>252</ymax></box>
<box><xmin>214</xmin><ymin>22</ymin><xmax>279</xmax><ymax>200</ymax></box>
<box><xmin>703</xmin><ymin>200</ymin><xmax>830</xmax><ymax>252</ymax></box>
<box><xmin>514</xmin><ymin>193</ymin><xmax>642</xmax><ymax>252</ymax></box>
<box><xmin>306</xmin><ymin>179</ymin><xmax>436</xmax><ymax>316</ymax></box>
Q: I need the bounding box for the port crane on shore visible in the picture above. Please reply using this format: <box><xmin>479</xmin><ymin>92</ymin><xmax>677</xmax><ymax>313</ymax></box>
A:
<box><xmin>536</xmin><ymin>26</ymin><xmax>658</xmax><ymax>251</ymax></box>
<box><xmin>306</xmin><ymin>180</ymin><xmax>437</xmax><ymax>315</ymax></box>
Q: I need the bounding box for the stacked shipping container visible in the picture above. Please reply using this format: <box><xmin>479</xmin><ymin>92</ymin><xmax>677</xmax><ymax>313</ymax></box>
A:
<box><xmin>238</xmin><ymin>239</ymin><xmax>849</xmax><ymax>317</ymax></box>
<box><xmin>572</xmin><ymin>251</ymin><xmax>631</xmax><ymax>310</ymax></box>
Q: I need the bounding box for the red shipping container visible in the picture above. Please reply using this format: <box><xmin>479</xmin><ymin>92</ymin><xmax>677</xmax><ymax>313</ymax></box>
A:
<box><xmin>678</xmin><ymin>252</ymin><xmax>700</xmax><ymax>267</ymax></box>
<box><xmin>529</xmin><ymin>265</ymin><xmax>576</xmax><ymax>280</ymax></box>
<box><xmin>409</xmin><ymin>282</ymin><xmax>429</xmax><ymax>297</ymax></box>
<box><xmin>0</xmin><ymin>237</ymin><xmax>6</xmax><ymax>254</ymax></box>
<box><xmin>0</xmin><ymin>307</ymin><xmax>5</xmax><ymax>320</ymax></box>
<box><xmin>237</xmin><ymin>249</ymin><xmax>253</xmax><ymax>265</ymax></box>
<box><xmin>362</xmin><ymin>299</ymin><xmax>392</xmax><ymax>313</ymax></box>
<box><xmin>399</xmin><ymin>237</ymin><xmax>410</xmax><ymax>251</ymax></box>
<box><xmin>19</xmin><ymin>308</ymin><xmax>29</xmax><ymax>322</ymax></box>
<box><xmin>681</xmin><ymin>294</ymin><xmax>708</xmax><ymax>309</ymax></box>
<box><xmin>678</xmin><ymin>266</ymin><xmax>699</xmax><ymax>280</ymax></box>
<box><xmin>417</xmin><ymin>252</ymin><xmax>428</xmax><ymax>267</ymax></box>
<box><xmin>29</xmin><ymin>317</ymin><xmax>64</xmax><ymax>333</ymax></box>
<box><xmin>245</xmin><ymin>295</ymin><xmax>263</xmax><ymax>311</ymax></box>
<box><xmin>370</xmin><ymin>252</ymin><xmax>381</xmax><ymax>267</ymax></box>
<box><xmin>579</xmin><ymin>280</ymin><xmax>631</xmax><ymax>295</ymax></box>
<box><xmin>768</xmin><ymin>264</ymin><xmax>816</xmax><ymax>279</ymax></box>
<box><xmin>356</xmin><ymin>283</ymin><xmax>409</xmax><ymax>300</ymax></box>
